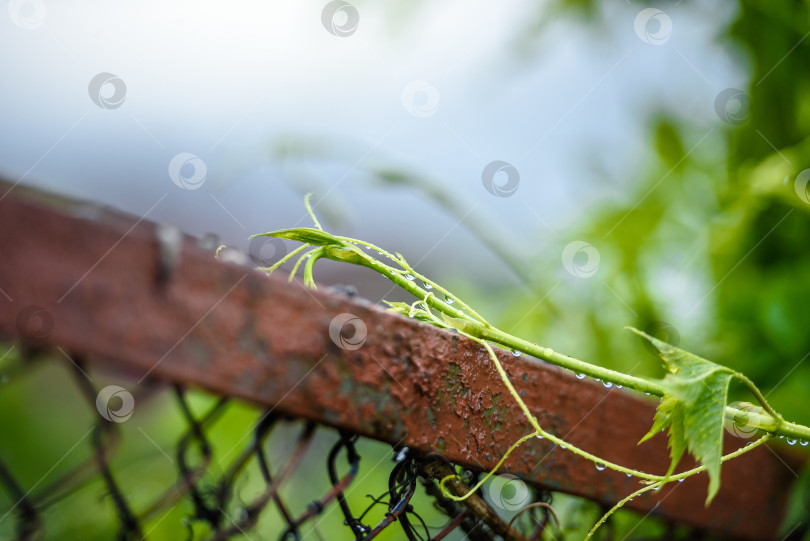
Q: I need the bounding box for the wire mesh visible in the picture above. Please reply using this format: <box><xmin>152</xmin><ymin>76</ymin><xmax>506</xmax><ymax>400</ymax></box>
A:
<box><xmin>0</xmin><ymin>347</ymin><xmax>571</xmax><ymax>541</ymax></box>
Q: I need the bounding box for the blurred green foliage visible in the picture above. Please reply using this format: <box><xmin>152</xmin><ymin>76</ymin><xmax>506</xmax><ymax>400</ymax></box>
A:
<box><xmin>491</xmin><ymin>0</ymin><xmax>810</xmax><ymax>422</ymax></box>
<box><xmin>409</xmin><ymin>0</ymin><xmax>810</xmax><ymax>536</ymax></box>
<box><xmin>491</xmin><ymin>0</ymin><xmax>810</xmax><ymax>537</ymax></box>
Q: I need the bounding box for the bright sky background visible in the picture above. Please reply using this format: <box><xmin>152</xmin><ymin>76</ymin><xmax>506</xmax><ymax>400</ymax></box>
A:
<box><xmin>0</xmin><ymin>0</ymin><xmax>743</xmax><ymax>294</ymax></box>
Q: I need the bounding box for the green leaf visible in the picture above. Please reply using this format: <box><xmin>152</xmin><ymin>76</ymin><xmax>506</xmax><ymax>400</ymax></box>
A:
<box><xmin>383</xmin><ymin>301</ymin><xmax>439</xmax><ymax>325</ymax></box>
<box><xmin>440</xmin><ymin>313</ymin><xmax>485</xmax><ymax>337</ymax></box>
<box><xmin>629</xmin><ymin>327</ymin><xmax>736</xmax><ymax>505</ymax></box>
<box><xmin>383</xmin><ymin>301</ymin><xmax>412</xmax><ymax>314</ymax></box>
<box><xmin>251</xmin><ymin>228</ymin><xmax>344</xmax><ymax>247</ymax></box>
<box><xmin>639</xmin><ymin>394</ymin><xmax>686</xmax><ymax>481</ymax></box>
<box><xmin>654</xmin><ymin>117</ymin><xmax>686</xmax><ymax>173</ymax></box>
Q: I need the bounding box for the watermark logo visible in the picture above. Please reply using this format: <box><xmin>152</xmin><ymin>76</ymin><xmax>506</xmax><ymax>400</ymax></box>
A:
<box><xmin>724</xmin><ymin>401</ymin><xmax>760</xmax><ymax>439</ymax></box>
<box><xmin>248</xmin><ymin>236</ymin><xmax>288</xmax><ymax>267</ymax></box>
<box><xmin>714</xmin><ymin>88</ymin><xmax>750</xmax><ymax>125</ymax></box>
<box><xmin>481</xmin><ymin>160</ymin><xmax>519</xmax><ymax>198</ymax></box>
<box><xmin>401</xmin><ymin>81</ymin><xmax>440</xmax><ymax>118</ymax></box>
<box><xmin>486</xmin><ymin>474</ymin><xmax>531</xmax><ymax>512</ymax></box>
<box><xmin>15</xmin><ymin>305</ymin><xmax>53</xmax><ymax>344</ymax></box>
<box><xmin>88</xmin><ymin>72</ymin><xmax>127</xmax><ymax>110</ymax></box>
<box><xmin>641</xmin><ymin>321</ymin><xmax>680</xmax><ymax>356</ymax></box>
<box><xmin>168</xmin><ymin>153</ymin><xmax>207</xmax><ymax>190</ymax></box>
<box><xmin>8</xmin><ymin>0</ymin><xmax>46</xmax><ymax>29</ymax></box>
<box><xmin>562</xmin><ymin>241</ymin><xmax>600</xmax><ymax>278</ymax></box>
<box><xmin>329</xmin><ymin>313</ymin><xmax>367</xmax><ymax>350</ymax></box>
<box><xmin>794</xmin><ymin>169</ymin><xmax>810</xmax><ymax>205</ymax></box>
<box><xmin>321</xmin><ymin>1</ymin><xmax>358</xmax><ymax>37</ymax></box>
<box><xmin>96</xmin><ymin>385</ymin><xmax>135</xmax><ymax>423</ymax></box>
<box><xmin>634</xmin><ymin>8</ymin><xmax>672</xmax><ymax>45</ymax></box>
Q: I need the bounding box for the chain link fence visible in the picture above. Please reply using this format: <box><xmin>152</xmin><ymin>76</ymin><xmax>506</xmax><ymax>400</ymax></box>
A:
<box><xmin>0</xmin><ymin>348</ymin><xmax>587</xmax><ymax>540</ymax></box>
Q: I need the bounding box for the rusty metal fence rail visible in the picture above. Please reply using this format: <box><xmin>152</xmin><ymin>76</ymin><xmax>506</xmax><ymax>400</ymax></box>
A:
<box><xmin>0</xmin><ymin>182</ymin><xmax>804</xmax><ymax>539</ymax></box>
<box><xmin>1</xmin><ymin>353</ymin><xmax>543</xmax><ymax>540</ymax></box>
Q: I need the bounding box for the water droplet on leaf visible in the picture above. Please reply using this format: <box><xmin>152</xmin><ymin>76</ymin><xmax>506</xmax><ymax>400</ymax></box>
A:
<box><xmin>602</xmin><ymin>381</ymin><xmax>613</xmax><ymax>389</ymax></box>
<box><xmin>511</xmin><ymin>349</ymin><xmax>521</xmax><ymax>357</ymax></box>
<box><xmin>575</xmin><ymin>373</ymin><xmax>586</xmax><ymax>380</ymax></box>
<box><xmin>595</xmin><ymin>462</ymin><xmax>606</xmax><ymax>471</ymax></box>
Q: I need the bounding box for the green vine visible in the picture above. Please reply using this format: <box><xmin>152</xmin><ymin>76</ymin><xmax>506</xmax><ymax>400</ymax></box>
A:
<box><xmin>250</xmin><ymin>194</ymin><xmax>810</xmax><ymax>538</ymax></box>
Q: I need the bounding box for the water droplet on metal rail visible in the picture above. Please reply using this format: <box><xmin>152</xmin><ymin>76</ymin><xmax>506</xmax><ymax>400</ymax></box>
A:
<box><xmin>395</xmin><ymin>447</ymin><xmax>409</xmax><ymax>462</ymax></box>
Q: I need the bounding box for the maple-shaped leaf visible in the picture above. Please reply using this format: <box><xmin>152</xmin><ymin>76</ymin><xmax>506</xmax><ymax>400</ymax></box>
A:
<box><xmin>630</xmin><ymin>327</ymin><xmax>737</xmax><ymax>505</ymax></box>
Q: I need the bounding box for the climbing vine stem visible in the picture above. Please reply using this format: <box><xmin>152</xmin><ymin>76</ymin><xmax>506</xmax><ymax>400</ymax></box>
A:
<box><xmin>249</xmin><ymin>194</ymin><xmax>810</xmax><ymax>535</ymax></box>
<box><xmin>297</xmin><ymin>231</ymin><xmax>810</xmax><ymax>440</ymax></box>
<box><xmin>585</xmin><ymin>433</ymin><xmax>773</xmax><ymax>540</ymax></box>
